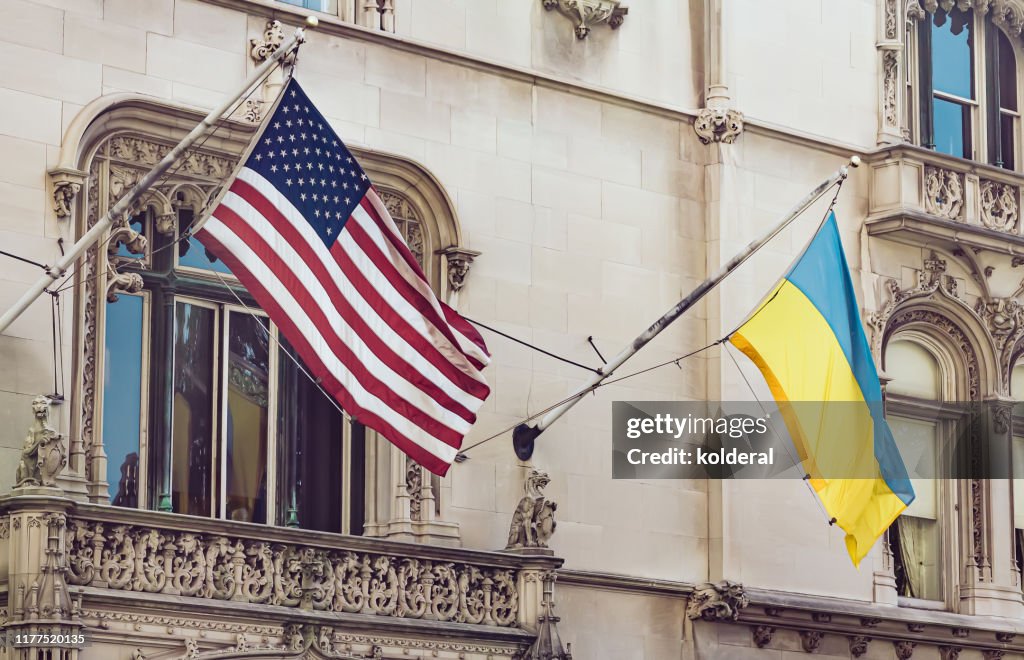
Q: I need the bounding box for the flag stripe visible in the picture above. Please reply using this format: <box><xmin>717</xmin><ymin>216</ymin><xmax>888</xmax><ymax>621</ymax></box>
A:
<box><xmin>228</xmin><ymin>174</ymin><xmax>490</xmax><ymax>402</ymax></box>
<box><xmin>215</xmin><ymin>194</ymin><xmax>481</xmax><ymax>426</ymax></box>
<box><xmin>205</xmin><ymin>209</ymin><xmax>474</xmax><ymax>440</ymax></box>
<box><xmin>236</xmin><ymin>169</ymin><xmax>489</xmax><ymax>390</ymax></box>
<box><xmin>195</xmin><ymin>225</ymin><xmax>459</xmax><ymax>474</ymax></box>
<box><xmin>363</xmin><ymin>191</ymin><xmax>492</xmax><ymax>367</ymax></box>
<box><xmin>199</xmin><ymin>218</ymin><xmax>467</xmax><ymax>449</ymax></box>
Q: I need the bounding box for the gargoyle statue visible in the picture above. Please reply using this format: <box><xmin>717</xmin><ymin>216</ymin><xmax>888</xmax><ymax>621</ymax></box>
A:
<box><xmin>505</xmin><ymin>469</ymin><xmax>558</xmax><ymax>550</ymax></box>
<box><xmin>15</xmin><ymin>395</ymin><xmax>67</xmax><ymax>489</ymax></box>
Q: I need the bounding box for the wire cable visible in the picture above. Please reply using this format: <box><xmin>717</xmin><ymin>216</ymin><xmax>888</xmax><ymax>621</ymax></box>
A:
<box><xmin>464</xmin><ymin>317</ymin><xmax>603</xmax><ymax>375</ymax></box>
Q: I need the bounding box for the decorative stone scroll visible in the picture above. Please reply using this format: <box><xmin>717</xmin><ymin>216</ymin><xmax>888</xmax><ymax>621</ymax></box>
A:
<box><xmin>924</xmin><ymin>166</ymin><xmax>965</xmax><ymax>220</ymax></box>
<box><xmin>980</xmin><ymin>179</ymin><xmax>1019</xmax><ymax>232</ymax></box>
<box><xmin>63</xmin><ymin>517</ymin><xmax>519</xmax><ymax>627</ymax></box>
<box><xmin>250</xmin><ymin>20</ymin><xmax>284</xmax><ymax>64</ymax></box>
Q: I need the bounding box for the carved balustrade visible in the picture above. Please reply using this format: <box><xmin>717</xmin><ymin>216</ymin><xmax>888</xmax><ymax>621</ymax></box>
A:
<box><xmin>866</xmin><ymin>146</ymin><xmax>1024</xmax><ymax>250</ymax></box>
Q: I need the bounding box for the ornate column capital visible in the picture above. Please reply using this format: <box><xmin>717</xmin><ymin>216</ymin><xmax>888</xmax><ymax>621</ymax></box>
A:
<box><xmin>693</xmin><ymin>108</ymin><xmax>744</xmax><ymax>145</ymax></box>
<box><xmin>48</xmin><ymin>167</ymin><xmax>87</xmax><ymax>219</ymax></box>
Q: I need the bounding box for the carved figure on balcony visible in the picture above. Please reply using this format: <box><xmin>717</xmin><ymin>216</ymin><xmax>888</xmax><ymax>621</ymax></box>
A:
<box><xmin>506</xmin><ymin>470</ymin><xmax>558</xmax><ymax>551</ymax></box>
<box><xmin>15</xmin><ymin>395</ymin><xmax>67</xmax><ymax>489</ymax></box>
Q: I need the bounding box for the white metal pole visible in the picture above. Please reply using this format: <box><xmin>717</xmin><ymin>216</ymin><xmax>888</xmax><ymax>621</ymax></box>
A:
<box><xmin>0</xmin><ymin>17</ymin><xmax>318</xmax><ymax>336</ymax></box>
<box><xmin>512</xmin><ymin>155</ymin><xmax>862</xmax><ymax>460</ymax></box>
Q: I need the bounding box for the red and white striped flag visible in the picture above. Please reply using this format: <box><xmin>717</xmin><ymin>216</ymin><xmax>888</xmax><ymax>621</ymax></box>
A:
<box><xmin>196</xmin><ymin>78</ymin><xmax>490</xmax><ymax>476</ymax></box>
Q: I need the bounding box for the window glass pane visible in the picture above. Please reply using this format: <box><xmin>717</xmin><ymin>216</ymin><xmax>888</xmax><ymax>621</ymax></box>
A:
<box><xmin>104</xmin><ymin>295</ymin><xmax>144</xmax><ymax>507</ymax></box>
<box><xmin>931</xmin><ymin>7</ymin><xmax>974</xmax><ymax>99</ymax></box>
<box><xmin>889</xmin><ymin>416</ymin><xmax>938</xmax><ymax>518</ymax></box>
<box><xmin>178</xmin><ymin>208</ymin><xmax>233</xmax><ymax>274</ymax></box>
<box><xmin>278</xmin><ymin>0</ymin><xmax>337</xmax><ymax>12</ymax></box>
<box><xmin>277</xmin><ymin>339</ymin><xmax>344</xmax><ymax>533</ymax></box>
<box><xmin>894</xmin><ymin>515</ymin><xmax>941</xmax><ymax>600</ymax></box>
<box><xmin>933</xmin><ymin>97</ymin><xmax>970</xmax><ymax>157</ymax></box>
<box><xmin>1013</xmin><ymin>364</ymin><xmax>1024</xmax><ymax>398</ymax></box>
<box><xmin>172</xmin><ymin>301</ymin><xmax>215</xmax><ymax>517</ymax></box>
<box><xmin>225</xmin><ymin>312</ymin><xmax>270</xmax><ymax>524</ymax></box>
<box><xmin>1001</xmin><ymin>112</ymin><xmax>1016</xmax><ymax>170</ymax></box>
<box><xmin>885</xmin><ymin>339</ymin><xmax>941</xmax><ymax>399</ymax></box>
<box><xmin>999</xmin><ymin>28</ymin><xmax>1017</xmax><ymax>111</ymax></box>
<box><xmin>1013</xmin><ymin>436</ymin><xmax>1024</xmax><ymax>528</ymax></box>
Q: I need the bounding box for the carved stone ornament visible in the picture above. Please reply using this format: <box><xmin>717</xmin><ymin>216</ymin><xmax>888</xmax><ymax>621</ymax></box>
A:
<box><xmin>924</xmin><ymin>166</ymin><xmax>965</xmax><ymax>220</ymax></box>
<box><xmin>64</xmin><ymin>516</ymin><xmax>520</xmax><ymax>626</ymax></box>
<box><xmin>686</xmin><ymin>580</ymin><xmax>749</xmax><ymax>622</ymax></box>
<box><xmin>541</xmin><ymin>0</ymin><xmax>628</xmax><ymax>39</ymax></box>
<box><xmin>49</xmin><ymin>167</ymin><xmax>87</xmax><ymax>219</ymax></box>
<box><xmin>152</xmin><ymin>624</ymin><xmax>384</xmax><ymax>660</ymax></box>
<box><xmin>250</xmin><ymin>20</ymin><xmax>285</xmax><ymax>63</ymax></box>
<box><xmin>694</xmin><ymin>108</ymin><xmax>745</xmax><ymax>145</ymax></box>
<box><xmin>751</xmin><ymin>625</ymin><xmax>775</xmax><ymax>648</ymax></box>
<box><xmin>883</xmin><ymin>50</ymin><xmax>899</xmax><ymax>128</ymax></box>
<box><xmin>505</xmin><ymin>470</ymin><xmax>557</xmax><ymax>552</ymax></box>
<box><xmin>907</xmin><ymin>0</ymin><xmax>1024</xmax><ymax>41</ymax></box>
<box><xmin>406</xmin><ymin>457</ymin><xmax>423</xmax><ymax>522</ymax></box>
<box><xmin>980</xmin><ymin>179</ymin><xmax>1019</xmax><ymax>232</ymax></box>
<box><xmin>15</xmin><ymin>395</ymin><xmax>67</xmax><ymax>489</ymax></box>
<box><xmin>983</xmin><ymin>651</ymin><xmax>1005</xmax><ymax>660</ymax></box>
<box><xmin>849</xmin><ymin>635</ymin><xmax>870</xmax><ymax>658</ymax></box>
<box><xmin>440</xmin><ymin>246</ymin><xmax>481</xmax><ymax>293</ymax></box>
<box><xmin>939</xmin><ymin>647</ymin><xmax>962</xmax><ymax>660</ymax></box>
<box><xmin>521</xmin><ymin>574</ymin><xmax>572</xmax><ymax>660</ymax></box>
<box><xmin>895</xmin><ymin>640</ymin><xmax>917</xmax><ymax>659</ymax></box>
<box><xmin>800</xmin><ymin>630</ymin><xmax>824</xmax><ymax>653</ymax></box>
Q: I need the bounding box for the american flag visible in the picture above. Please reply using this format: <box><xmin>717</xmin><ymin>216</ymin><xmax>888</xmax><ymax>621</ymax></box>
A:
<box><xmin>196</xmin><ymin>78</ymin><xmax>490</xmax><ymax>476</ymax></box>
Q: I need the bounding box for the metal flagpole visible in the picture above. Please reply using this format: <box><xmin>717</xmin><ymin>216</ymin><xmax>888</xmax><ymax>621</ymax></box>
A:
<box><xmin>511</xmin><ymin>155</ymin><xmax>862</xmax><ymax>460</ymax></box>
<box><xmin>0</xmin><ymin>16</ymin><xmax>319</xmax><ymax>336</ymax></box>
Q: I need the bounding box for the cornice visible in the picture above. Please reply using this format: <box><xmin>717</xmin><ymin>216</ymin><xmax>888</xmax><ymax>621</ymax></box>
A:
<box><xmin>556</xmin><ymin>569</ymin><xmax>695</xmax><ymax>598</ymax></box>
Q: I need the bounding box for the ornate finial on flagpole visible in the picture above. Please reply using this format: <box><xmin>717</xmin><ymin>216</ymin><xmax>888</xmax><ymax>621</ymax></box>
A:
<box><xmin>305</xmin><ymin>15</ymin><xmax>319</xmax><ymax>29</ymax></box>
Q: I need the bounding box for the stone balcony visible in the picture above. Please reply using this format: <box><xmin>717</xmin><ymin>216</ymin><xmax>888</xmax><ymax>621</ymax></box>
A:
<box><xmin>0</xmin><ymin>491</ymin><xmax>561</xmax><ymax>659</ymax></box>
<box><xmin>865</xmin><ymin>145</ymin><xmax>1024</xmax><ymax>257</ymax></box>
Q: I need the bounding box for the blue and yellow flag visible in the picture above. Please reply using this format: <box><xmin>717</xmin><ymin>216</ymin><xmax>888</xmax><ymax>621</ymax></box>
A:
<box><xmin>730</xmin><ymin>212</ymin><xmax>914</xmax><ymax>566</ymax></box>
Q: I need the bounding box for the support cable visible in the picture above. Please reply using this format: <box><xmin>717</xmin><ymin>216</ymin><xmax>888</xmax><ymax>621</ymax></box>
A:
<box><xmin>464</xmin><ymin>317</ymin><xmax>603</xmax><ymax>375</ymax></box>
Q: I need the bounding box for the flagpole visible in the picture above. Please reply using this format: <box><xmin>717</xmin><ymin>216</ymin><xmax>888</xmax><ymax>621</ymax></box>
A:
<box><xmin>0</xmin><ymin>17</ymin><xmax>318</xmax><ymax>337</ymax></box>
<box><xmin>511</xmin><ymin>155</ymin><xmax>861</xmax><ymax>460</ymax></box>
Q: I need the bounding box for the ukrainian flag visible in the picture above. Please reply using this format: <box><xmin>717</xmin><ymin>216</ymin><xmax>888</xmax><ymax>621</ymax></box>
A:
<box><xmin>730</xmin><ymin>212</ymin><xmax>914</xmax><ymax>566</ymax></box>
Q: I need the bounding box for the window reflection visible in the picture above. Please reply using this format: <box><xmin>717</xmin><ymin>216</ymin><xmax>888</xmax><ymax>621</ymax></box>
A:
<box><xmin>172</xmin><ymin>302</ymin><xmax>215</xmax><ymax>517</ymax></box>
<box><xmin>178</xmin><ymin>208</ymin><xmax>233</xmax><ymax>274</ymax></box>
<box><xmin>931</xmin><ymin>8</ymin><xmax>974</xmax><ymax>99</ymax></box>
<box><xmin>104</xmin><ymin>295</ymin><xmax>145</xmax><ymax>507</ymax></box>
<box><xmin>277</xmin><ymin>338</ymin><xmax>346</xmax><ymax>533</ymax></box>
<box><xmin>934</xmin><ymin>97</ymin><xmax>969</xmax><ymax>157</ymax></box>
<box><xmin>225</xmin><ymin>312</ymin><xmax>270</xmax><ymax>523</ymax></box>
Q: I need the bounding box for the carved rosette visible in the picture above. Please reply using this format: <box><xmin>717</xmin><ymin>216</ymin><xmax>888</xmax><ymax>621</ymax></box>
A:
<box><xmin>693</xmin><ymin>108</ymin><xmax>745</xmax><ymax>145</ymax></box>
<box><xmin>64</xmin><ymin>516</ymin><xmax>520</xmax><ymax>626</ymax></box>
<box><xmin>541</xmin><ymin>0</ymin><xmax>628</xmax><ymax>39</ymax></box>
<box><xmin>924</xmin><ymin>166</ymin><xmax>965</xmax><ymax>220</ymax></box>
<box><xmin>685</xmin><ymin>581</ymin><xmax>749</xmax><ymax>622</ymax></box>
<box><xmin>980</xmin><ymin>179</ymin><xmax>1019</xmax><ymax>232</ymax></box>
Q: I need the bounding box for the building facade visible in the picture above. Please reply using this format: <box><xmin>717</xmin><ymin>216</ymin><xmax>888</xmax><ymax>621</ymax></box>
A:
<box><xmin>3</xmin><ymin>0</ymin><xmax>1024</xmax><ymax>658</ymax></box>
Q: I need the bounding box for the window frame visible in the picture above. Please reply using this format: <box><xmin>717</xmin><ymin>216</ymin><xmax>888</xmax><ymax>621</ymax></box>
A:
<box><xmin>914</xmin><ymin>6</ymin><xmax>1023</xmax><ymax>170</ymax></box>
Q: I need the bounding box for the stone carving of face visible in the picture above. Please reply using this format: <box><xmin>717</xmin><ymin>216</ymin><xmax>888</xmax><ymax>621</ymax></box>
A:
<box><xmin>32</xmin><ymin>396</ymin><xmax>50</xmax><ymax>419</ymax></box>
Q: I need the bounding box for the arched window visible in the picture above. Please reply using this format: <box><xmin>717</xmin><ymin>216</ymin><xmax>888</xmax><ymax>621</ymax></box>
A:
<box><xmin>914</xmin><ymin>5</ymin><xmax>1020</xmax><ymax>168</ymax></box>
<box><xmin>885</xmin><ymin>336</ymin><xmax>945</xmax><ymax>603</ymax></box>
